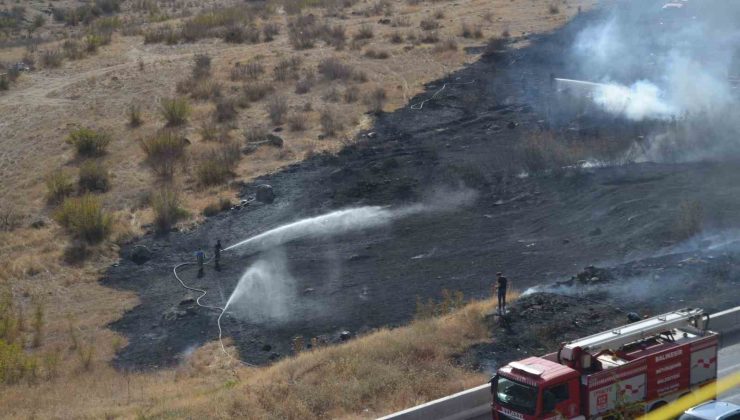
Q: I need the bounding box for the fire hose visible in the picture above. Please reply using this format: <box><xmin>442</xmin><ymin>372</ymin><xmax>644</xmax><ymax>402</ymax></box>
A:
<box><xmin>409</xmin><ymin>79</ymin><xmax>476</xmax><ymax>110</ymax></box>
<box><xmin>172</xmin><ymin>252</ymin><xmax>255</xmax><ymax>367</ymax></box>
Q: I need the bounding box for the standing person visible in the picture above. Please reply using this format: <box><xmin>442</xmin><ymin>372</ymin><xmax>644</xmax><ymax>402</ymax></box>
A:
<box><xmin>495</xmin><ymin>272</ymin><xmax>508</xmax><ymax>314</ymax></box>
<box><xmin>195</xmin><ymin>249</ymin><xmax>205</xmax><ymax>277</ymax></box>
<box><xmin>214</xmin><ymin>240</ymin><xmax>222</xmax><ymax>271</ymax></box>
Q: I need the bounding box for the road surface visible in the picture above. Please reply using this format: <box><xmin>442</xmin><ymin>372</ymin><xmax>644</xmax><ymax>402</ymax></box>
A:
<box><xmin>719</xmin><ymin>332</ymin><xmax>740</xmax><ymax>404</ymax></box>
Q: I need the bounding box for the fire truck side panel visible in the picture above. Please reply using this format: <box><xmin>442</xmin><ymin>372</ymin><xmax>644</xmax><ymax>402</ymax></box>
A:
<box><xmin>690</xmin><ymin>339</ymin><xmax>718</xmax><ymax>385</ymax></box>
<box><xmin>587</xmin><ymin>373</ymin><xmax>646</xmax><ymax>416</ymax></box>
<box><xmin>646</xmin><ymin>343</ymin><xmax>691</xmax><ymax>399</ymax></box>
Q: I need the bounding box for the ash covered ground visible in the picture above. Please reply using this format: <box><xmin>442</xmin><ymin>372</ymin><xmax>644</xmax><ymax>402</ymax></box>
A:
<box><xmin>104</xmin><ymin>1</ymin><xmax>740</xmax><ymax>369</ymax></box>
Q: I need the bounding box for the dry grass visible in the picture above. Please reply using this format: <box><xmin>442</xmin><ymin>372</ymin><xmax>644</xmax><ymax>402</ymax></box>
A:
<box><xmin>0</xmin><ymin>295</ymin><xmax>503</xmax><ymax>419</ymax></box>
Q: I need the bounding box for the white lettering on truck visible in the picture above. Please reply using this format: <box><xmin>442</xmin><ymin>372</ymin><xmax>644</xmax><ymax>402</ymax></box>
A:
<box><xmin>655</xmin><ymin>349</ymin><xmax>683</xmax><ymax>362</ymax></box>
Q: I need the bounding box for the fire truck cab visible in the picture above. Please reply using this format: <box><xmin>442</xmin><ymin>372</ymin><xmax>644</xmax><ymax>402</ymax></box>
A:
<box><xmin>491</xmin><ymin>308</ymin><xmax>719</xmax><ymax>419</ymax></box>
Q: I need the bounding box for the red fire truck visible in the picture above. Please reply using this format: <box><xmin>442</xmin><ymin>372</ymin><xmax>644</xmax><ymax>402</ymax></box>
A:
<box><xmin>491</xmin><ymin>308</ymin><xmax>719</xmax><ymax>419</ymax></box>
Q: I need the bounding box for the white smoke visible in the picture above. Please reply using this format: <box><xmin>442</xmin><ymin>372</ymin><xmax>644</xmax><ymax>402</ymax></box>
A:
<box><xmin>592</xmin><ymin>80</ymin><xmax>677</xmax><ymax>121</ymax></box>
<box><xmin>568</xmin><ymin>1</ymin><xmax>740</xmax><ymax>160</ymax></box>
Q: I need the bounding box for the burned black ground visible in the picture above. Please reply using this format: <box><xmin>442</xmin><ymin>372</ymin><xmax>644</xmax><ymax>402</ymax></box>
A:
<box><xmin>103</xmin><ymin>5</ymin><xmax>740</xmax><ymax>369</ymax></box>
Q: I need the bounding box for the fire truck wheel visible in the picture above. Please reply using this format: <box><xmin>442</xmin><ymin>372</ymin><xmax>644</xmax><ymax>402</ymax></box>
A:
<box><xmin>648</xmin><ymin>401</ymin><xmax>668</xmax><ymax>412</ymax></box>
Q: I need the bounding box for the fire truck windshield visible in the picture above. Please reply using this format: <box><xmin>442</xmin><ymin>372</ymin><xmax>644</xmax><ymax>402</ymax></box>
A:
<box><xmin>494</xmin><ymin>376</ymin><xmax>538</xmax><ymax>415</ymax></box>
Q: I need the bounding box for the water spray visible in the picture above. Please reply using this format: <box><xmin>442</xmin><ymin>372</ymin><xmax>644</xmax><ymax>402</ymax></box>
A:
<box><xmin>223</xmin><ymin>206</ymin><xmax>409</xmax><ymax>253</ymax></box>
<box><xmin>171</xmin><ymin>193</ymin><xmax>477</xmax><ymax>363</ymax></box>
<box><xmin>171</xmin><ymin>205</ymin><xmax>422</xmax><ymax>364</ymax></box>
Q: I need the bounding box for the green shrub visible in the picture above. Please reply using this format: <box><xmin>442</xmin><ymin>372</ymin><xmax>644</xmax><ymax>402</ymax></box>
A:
<box><xmin>159</xmin><ymin>97</ymin><xmax>190</xmax><ymax>126</ymax></box>
<box><xmin>54</xmin><ymin>194</ymin><xmax>112</xmax><ymax>243</ymax></box>
<box><xmin>84</xmin><ymin>33</ymin><xmax>108</xmax><ymax>53</ymax></box>
<box><xmin>150</xmin><ymin>188</ymin><xmax>187</xmax><ymax>231</ymax></box>
<box><xmin>196</xmin><ymin>143</ymin><xmax>241</xmax><ymax>186</ymax></box>
<box><xmin>45</xmin><ymin>170</ymin><xmax>75</xmax><ymax>204</ymax></box>
<box><xmin>0</xmin><ymin>75</ymin><xmax>9</xmax><ymax>91</ymax></box>
<box><xmin>66</xmin><ymin>127</ymin><xmax>111</xmax><ymax>157</ymax></box>
<box><xmin>0</xmin><ymin>339</ymin><xmax>34</xmax><ymax>384</ymax></box>
<box><xmin>138</xmin><ymin>130</ymin><xmax>187</xmax><ymax>178</ymax></box>
<box><xmin>78</xmin><ymin>160</ymin><xmax>110</xmax><ymax>192</ymax></box>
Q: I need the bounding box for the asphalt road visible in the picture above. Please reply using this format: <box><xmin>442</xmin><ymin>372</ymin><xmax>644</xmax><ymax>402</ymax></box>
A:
<box><xmin>719</xmin><ymin>332</ymin><xmax>740</xmax><ymax>405</ymax></box>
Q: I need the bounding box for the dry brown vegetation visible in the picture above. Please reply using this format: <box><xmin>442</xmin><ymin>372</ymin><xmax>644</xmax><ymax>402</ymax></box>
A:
<box><xmin>0</xmin><ymin>0</ymin><xmax>594</xmax><ymax>416</ymax></box>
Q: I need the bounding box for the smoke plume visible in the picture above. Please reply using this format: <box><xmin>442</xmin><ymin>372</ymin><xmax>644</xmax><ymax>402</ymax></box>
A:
<box><xmin>569</xmin><ymin>0</ymin><xmax>740</xmax><ymax>161</ymax></box>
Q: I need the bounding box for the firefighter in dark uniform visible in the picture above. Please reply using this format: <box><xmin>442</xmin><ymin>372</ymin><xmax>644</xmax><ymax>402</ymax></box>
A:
<box><xmin>214</xmin><ymin>240</ymin><xmax>222</xmax><ymax>271</ymax></box>
<box><xmin>495</xmin><ymin>272</ymin><xmax>508</xmax><ymax>314</ymax></box>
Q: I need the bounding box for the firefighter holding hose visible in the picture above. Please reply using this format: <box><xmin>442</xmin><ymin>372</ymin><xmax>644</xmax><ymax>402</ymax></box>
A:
<box><xmin>214</xmin><ymin>240</ymin><xmax>222</xmax><ymax>271</ymax></box>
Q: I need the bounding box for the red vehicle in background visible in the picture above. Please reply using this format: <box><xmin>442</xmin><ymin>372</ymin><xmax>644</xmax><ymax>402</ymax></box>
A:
<box><xmin>491</xmin><ymin>308</ymin><xmax>719</xmax><ymax>419</ymax></box>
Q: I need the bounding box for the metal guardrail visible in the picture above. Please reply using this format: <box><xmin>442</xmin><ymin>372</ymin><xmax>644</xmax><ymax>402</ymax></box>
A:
<box><xmin>379</xmin><ymin>306</ymin><xmax>740</xmax><ymax>420</ymax></box>
<box><xmin>377</xmin><ymin>384</ymin><xmax>490</xmax><ymax>420</ymax></box>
